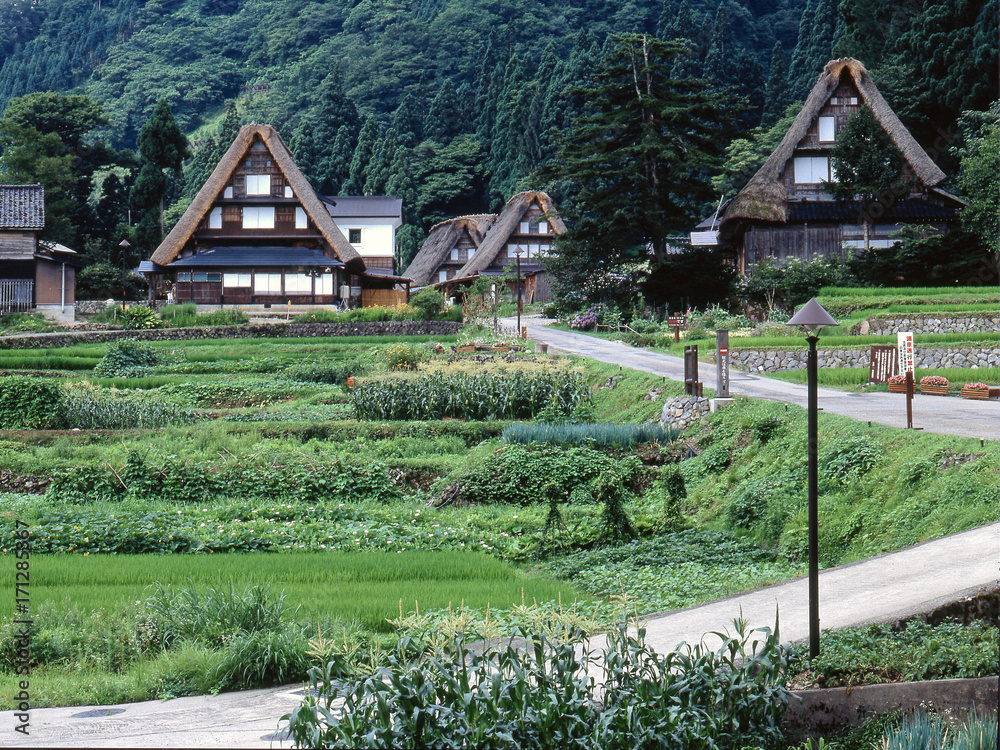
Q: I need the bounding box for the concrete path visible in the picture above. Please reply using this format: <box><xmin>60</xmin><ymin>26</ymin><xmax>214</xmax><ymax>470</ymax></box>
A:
<box><xmin>8</xmin><ymin>523</ymin><xmax>997</xmax><ymax>749</ymax></box>
<box><xmin>520</xmin><ymin>317</ymin><xmax>1000</xmax><ymax>441</ymax></box>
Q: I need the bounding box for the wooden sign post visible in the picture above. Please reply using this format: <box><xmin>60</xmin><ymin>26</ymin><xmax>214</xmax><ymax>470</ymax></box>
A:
<box><xmin>715</xmin><ymin>329</ymin><xmax>730</xmax><ymax>398</ymax></box>
<box><xmin>684</xmin><ymin>345</ymin><xmax>701</xmax><ymax>396</ymax></box>
<box><xmin>668</xmin><ymin>314</ymin><xmax>687</xmax><ymax>344</ymax></box>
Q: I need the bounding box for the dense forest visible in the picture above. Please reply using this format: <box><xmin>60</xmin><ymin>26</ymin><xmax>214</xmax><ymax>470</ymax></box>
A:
<box><xmin>0</xmin><ymin>0</ymin><xmax>996</xmax><ymax>287</ymax></box>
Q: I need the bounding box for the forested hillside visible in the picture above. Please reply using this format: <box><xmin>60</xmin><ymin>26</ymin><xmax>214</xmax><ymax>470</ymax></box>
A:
<box><xmin>0</xmin><ymin>0</ymin><xmax>996</xmax><ymax>280</ymax></box>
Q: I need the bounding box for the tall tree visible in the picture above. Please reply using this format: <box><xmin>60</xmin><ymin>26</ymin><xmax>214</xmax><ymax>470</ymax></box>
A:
<box><xmin>827</xmin><ymin>105</ymin><xmax>907</xmax><ymax>251</ymax></box>
<box><xmin>955</xmin><ymin>105</ymin><xmax>999</xmax><ymax>254</ymax></box>
<box><xmin>760</xmin><ymin>43</ymin><xmax>788</xmax><ymax>127</ymax></box>
<box><xmin>343</xmin><ymin>116</ymin><xmax>379</xmax><ymax>195</ymax></box>
<box><xmin>543</xmin><ymin>34</ymin><xmax>729</xmax><ymax>305</ymax></box>
<box><xmin>131</xmin><ymin>98</ymin><xmax>189</xmax><ymax>255</ymax></box>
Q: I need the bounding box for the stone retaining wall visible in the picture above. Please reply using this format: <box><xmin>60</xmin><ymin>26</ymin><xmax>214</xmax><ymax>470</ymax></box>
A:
<box><xmin>0</xmin><ymin>321</ymin><xmax>461</xmax><ymax>350</ymax></box>
<box><xmin>853</xmin><ymin>313</ymin><xmax>1000</xmax><ymax>335</ymax></box>
<box><xmin>659</xmin><ymin>396</ymin><xmax>711</xmax><ymax>430</ymax></box>
<box><xmin>75</xmin><ymin>300</ymin><xmax>114</xmax><ymax>315</ymax></box>
<box><xmin>731</xmin><ymin>346</ymin><xmax>999</xmax><ymax>373</ymax></box>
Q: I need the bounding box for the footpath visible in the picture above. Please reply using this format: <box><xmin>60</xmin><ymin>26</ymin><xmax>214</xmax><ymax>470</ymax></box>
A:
<box><xmin>6</xmin><ymin>318</ymin><xmax>997</xmax><ymax>748</ymax></box>
<box><xmin>521</xmin><ymin>318</ymin><xmax>1000</xmax><ymax>441</ymax></box>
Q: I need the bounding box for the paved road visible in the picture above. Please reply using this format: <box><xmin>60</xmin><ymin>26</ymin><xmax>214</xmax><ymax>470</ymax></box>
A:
<box><xmin>521</xmin><ymin>318</ymin><xmax>1000</xmax><ymax>441</ymax></box>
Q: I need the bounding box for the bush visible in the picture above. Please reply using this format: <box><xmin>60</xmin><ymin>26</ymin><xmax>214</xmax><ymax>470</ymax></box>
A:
<box><xmin>215</xmin><ymin>627</ymin><xmax>310</xmax><ymax>690</ymax></box>
<box><xmin>409</xmin><ymin>287</ymin><xmax>446</xmax><ymax>321</ymax></box>
<box><xmin>569</xmin><ymin>303</ymin><xmax>606</xmax><ymax>330</ymax></box>
<box><xmin>119</xmin><ymin>305</ymin><xmax>162</xmax><ymax>329</ymax></box>
<box><xmin>282</xmin><ymin>618</ymin><xmax>791</xmax><ymax>750</ymax></box>
<box><xmin>458</xmin><ymin>443</ymin><xmax>640</xmax><ymax>505</ymax></box>
<box><xmin>93</xmin><ymin>339</ymin><xmax>159</xmax><ymax>377</ymax></box>
<box><xmin>383</xmin><ymin>343</ymin><xmax>419</xmax><ymax>371</ymax></box>
<box><xmin>0</xmin><ymin>375</ymin><xmax>63</xmax><ymax>428</ymax></box>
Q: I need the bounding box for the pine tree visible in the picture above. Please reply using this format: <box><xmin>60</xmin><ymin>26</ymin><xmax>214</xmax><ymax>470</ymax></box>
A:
<box><xmin>760</xmin><ymin>42</ymin><xmax>788</xmax><ymax>127</ymax></box>
<box><xmin>391</xmin><ymin>93</ymin><xmax>424</xmax><ymax>149</ymax></box>
<box><xmin>424</xmin><ymin>79</ymin><xmax>462</xmax><ymax>144</ymax></box>
<box><xmin>343</xmin><ymin>116</ymin><xmax>379</xmax><ymax>195</ymax></box>
<box><xmin>702</xmin><ymin>3</ymin><xmax>735</xmax><ymax>87</ymax></box>
<box><xmin>364</xmin><ymin>127</ymin><xmax>399</xmax><ymax>196</ymax></box>
<box><xmin>290</xmin><ymin>121</ymin><xmax>317</xmax><ymax>184</ymax></box>
<box><xmin>213</xmin><ymin>101</ymin><xmax>241</xmax><ymax>162</ymax></box>
<box><xmin>787</xmin><ymin>0</ymin><xmax>816</xmax><ymax>101</ymax></box>
<box><xmin>828</xmin><ymin>105</ymin><xmax>908</xmax><ymax>251</ymax></box>
<box><xmin>131</xmin><ymin>98</ymin><xmax>189</xmax><ymax>253</ymax></box>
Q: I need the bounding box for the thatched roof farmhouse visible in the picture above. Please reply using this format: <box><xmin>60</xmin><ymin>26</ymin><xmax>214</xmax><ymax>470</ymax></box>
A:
<box><xmin>716</xmin><ymin>58</ymin><xmax>964</xmax><ymax>273</ymax></box>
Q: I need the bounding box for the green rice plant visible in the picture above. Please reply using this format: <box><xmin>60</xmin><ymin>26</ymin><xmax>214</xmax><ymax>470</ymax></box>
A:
<box><xmin>351</xmin><ymin>370</ymin><xmax>592</xmax><ymax>421</ymax></box>
<box><xmin>501</xmin><ymin>422</ymin><xmax>679</xmax><ymax>449</ymax></box>
<box><xmin>0</xmin><ymin>352</ymin><xmax>101</xmax><ymax>370</ymax></box>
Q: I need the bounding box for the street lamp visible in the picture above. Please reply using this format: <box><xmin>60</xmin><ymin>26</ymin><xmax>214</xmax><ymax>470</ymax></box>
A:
<box><xmin>787</xmin><ymin>297</ymin><xmax>838</xmax><ymax>660</ymax></box>
<box><xmin>512</xmin><ymin>246</ymin><xmax>524</xmax><ymax>336</ymax></box>
<box><xmin>118</xmin><ymin>239</ymin><xmax>131</xmax><ymax>303</ymax></box>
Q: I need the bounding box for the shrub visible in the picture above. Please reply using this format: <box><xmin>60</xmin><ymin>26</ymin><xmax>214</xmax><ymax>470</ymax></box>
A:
<box><xmin>409</xmin><ymin>287</ymin><xmax>447</xmax><ymax>321</ymax></box>
<box><xmin>119</xmin><ymin>305</ymin><xmax>162</xmax><ymax>329</ymax></box>
<box><xmin>282</xmin><ymin>618</ymin><xmax>791</xmax><ymax>750</ymax></box>
<box><xmin>0</xmin><ymin>375</ymin><xmax>63</xmax><ymax>429</ymax></box>
<box><xmin>383</xmin><ymin>343</ymin><xmax>419</xmax><ymax>371</ymax></box>
<box><xmin>93</xmin><ymin>339</ymin><xmax>159</xmax><ymax>377</ymax></box>
<box><xmin>215</xmin><ymin>627</ymin><xmax>310</xmax><ymax>690</ymax></box>
<box><xmin>569</xmin><ymin>303</ymin><xmax>606</xmax><ymax>330</ymax></box>
<box><xmin>458</xmin><ymin>443</ymin><xmax>640</xmax><ymax>505</ymax></box>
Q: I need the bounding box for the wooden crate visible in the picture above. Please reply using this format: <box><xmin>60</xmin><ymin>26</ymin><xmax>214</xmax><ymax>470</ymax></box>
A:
<box><xmin>920</xmin><ymin>384</ymin><xmax>949</xmax><ymax>396</ymax></box>
<box><xmin>960</xmin><ymin>387</ymin><xmax>990</xmax><ymax>400</ymax></box>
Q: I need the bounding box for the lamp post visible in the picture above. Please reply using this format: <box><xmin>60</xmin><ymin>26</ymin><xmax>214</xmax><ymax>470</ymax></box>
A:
<box><xmin>787</xmin><ymin>297</ymin><xmax>838</xmax><ymax>660</ymax></box>
<box><xmin>118</xmin><ymin>239</ymin><xmax>131</xmax><ymax>303</ymax></box>
<box><xmin>512</xmin><ymin>246</ymin><xmax>524</xmax><ymax>336</ymax></box>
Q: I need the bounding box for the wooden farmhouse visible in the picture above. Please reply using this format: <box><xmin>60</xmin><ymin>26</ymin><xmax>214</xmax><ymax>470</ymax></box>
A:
<box><xmin>714</xmin><ymin>58</ymin><xmax>964</xmax><ymax>274</ymax></box>
<box><xmin>403</xmin><ymin>191</ymin><xmax>565</xmax><ymax>303</ymax></box>
<box><xmin>142</xmin><ymin>124</ymin><xmax>408</xmax><ymax>309</ymax></box>
<box><xmin>0</xmin><ymin>184</ymin><xmax>79</xmax><ymax>322</ymax></box>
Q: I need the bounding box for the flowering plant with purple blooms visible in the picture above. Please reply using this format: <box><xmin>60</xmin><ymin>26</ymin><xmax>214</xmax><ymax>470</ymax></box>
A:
<box><xmin>919</xmin><ymin>376</ymin><xmax>949</xmax><ymax>387</ymax></box>
<box><xmin>569</xmin><ymin>303</ymin><xmax>606</xmax><ymax>330</ymax></box>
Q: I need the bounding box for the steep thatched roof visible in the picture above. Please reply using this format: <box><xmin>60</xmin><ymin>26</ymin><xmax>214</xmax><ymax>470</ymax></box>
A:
<box><xmin>401</xmin><ymin>214</ymin><xmax>496</xmax><ymax>286</ymax></box>
<box><xmin>150</xmin><ymin>125</ymin><xmax>364</xmax><ymax>272</ymax></box>
<box><xmin>722</xmin><ymin>59</ymin><xmax>947</xmax><ymax>225</ymax></box>
<box><xmin>457</xmin><ymin>191</ymin><xmax>566</xmax><ymax>277</ymax></box>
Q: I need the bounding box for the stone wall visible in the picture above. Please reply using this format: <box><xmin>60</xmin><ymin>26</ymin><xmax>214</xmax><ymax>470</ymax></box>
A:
<box><xmin>659</xmin><ymin>396</ymin><xmax>711</xmax><ymax>430</ymax></box>
<box><xmin>75</xmin><ymin>299</ymin><xmax>114</xmax><ymax>315</ymax></box>
<box><xmin>0</xmin><ymin>321</ymin><xmax>462</xmax><ymax>350</ymax></box>
<box><xmin>731</xmin><ymin>346</ymin><xmax>1000</xmax><ymax>373</ymax></box>
<box><xmin>853</xmin><ymin>313</ymin><xmax>1000</xmax><ymax>335</ymax></box>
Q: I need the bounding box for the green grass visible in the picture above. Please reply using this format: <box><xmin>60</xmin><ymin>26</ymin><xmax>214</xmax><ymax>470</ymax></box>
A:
<box><xmin>816</xmin><ymin>285</ymin><xmax>996</xmax><ymax>298</ymax></box>
<box><xmin>0</xmin><ymin>551</ymin><xmax>589</xmax><ymax>633</ymax></box>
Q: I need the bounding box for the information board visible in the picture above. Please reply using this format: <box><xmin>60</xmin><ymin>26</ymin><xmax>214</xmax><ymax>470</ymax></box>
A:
<box><xmin>896</xmin><ymin>332</ymin><xmax>914</xmax><ymax>374</ymax></box>
<box><xmin>868</xmin><ymin>345</ymin><xmax>898</xmax><ymax>383</ymax></box>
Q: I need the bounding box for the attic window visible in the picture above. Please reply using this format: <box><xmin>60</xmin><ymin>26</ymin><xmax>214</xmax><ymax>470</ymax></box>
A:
<box><xmin>520</xmin><ymin>222</ymin><xmax>530</xmax><ymax>234</ymax></box>
<box><xmin>246</xmin><ymin>175</ymin><xmax>271</xmax><ymax>195</ymax></box>
<box><xmin>284</xmin><ymin>186</ymin><xmax>293</xmax><ymax>198</ymax></box>
<box><xmin>451</xmin><ymin>248</ymin><xmax>460</xmax><ymax>261</ymax></box>
<box><xmin>209</xmin><ymin>207</ymin><xmax>222</xmax><ymax>229</ymax></box>
<box><xmin>793</xmin><ymin>156</ymin><xmax>831</xmax><ymax>184</ymax></box>
<box><xmin>349</xmin><ymin>229</ymin><xmax>362</xmax><ymax>244</ymax></box>
<box><xmin>819</xmin><ymin>117</ymin><xmax>836</xmax><ymax>143</ymax></box>
<box><xmin>295</xmin><ymin>207</ymin><xmax>308</xmax><ymax>229</ymax></box>
<box><xmin>224</xmin><ymin>186</ymin><xmax>233</xmax><ymax>199</ymax></box>
<box><xmin>243</xmin><ymin>206</ymin><xmax>275</xmax><ymax>229</ymax></box>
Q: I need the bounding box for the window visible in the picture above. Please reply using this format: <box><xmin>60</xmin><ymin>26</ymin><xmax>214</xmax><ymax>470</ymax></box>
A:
<box><xmin>243</xmin><ymin>206</ymin><xmax>275</xmax><ymax>229</ymax></box>
<box><xmin>793</xmin><ymin>156</ymin><xmax>830</xmax><ymax>184</ymax></box>
<box><xmin>285</xmin><ymin>186</ymin><xmax>293</xmax><ymax>198</ymax></box>
<box><xmin>223</xmin><ymin>186</ymin><xmax>233</xmax><ymax>199</ymax></box>
<box><xmin>316</xmin><ymin>274</ymin><xmax>334</xmax><ymax>295</ymax></box>
<box><xmin>519</xmin><ymin>222</ymin><xmax>530</xmax><ymax>234</ymax></box>
<box><xmin>468</xmin><ymin>247</ymin><xmax>475</xmax><ymax>258</ymax></box>
<box><xmin>537</xmin><ymin>244</ymin><xmax>550</xmax><ymax>256</ymax></box>
<box><xmin>246</xmin><ymin>174</ymin><xmax>271</xmax><ymax>195</ymax></box>
<box><xmin>176</xmin><ymin>272</ymin><xmax>191</xmax><ymax>282</ymax></box>
<box><xmin>438</xmin><ymin>270</ymin><xmax>448</xmax><ymax>283</ymax></box>
<box><xmin>224</xmin><ymin>273</ymin><xmax>251</xmax><ymax>287</ymax></box>
<box><xmin>529</xmin><ymin>244</ymin><xmax>539</xmax><ymax>258</ymax></box>
<box><xmin>349</xmin><ymin>228</ymin><xmax>362</xmax><ymax>244</ymax></box>
<box><xmin>539</xmin><ymin>221</ymin><xmax>551</xmax><ymax>234</ymax></box>
<box><xmin>209</xmin><ymin>207</ymin><xmax>222</xmax><ymax>228</ymax></box>
<box><xmin>818</xmin><ymin>117</ymin><xmax>836</xmax><ymax>142</ymax></box>
<box><xmin>285</xmin><ymin>274</ymin><xmax>312</xmax><ymax>293</ymax></box>
<box><xmin>451</xmin><ymin>248</ymin><xmax>460</xmax><ymax>261</ymax></box>
<box><xmin>254</xmin><ymin>273</ymin><xmax>282</xmax><ymax>293</ymax></box>
<box><xmin>295</xmin><ymin>207</ymin><xmax>308</xmax><ymax>229</ymax></box>
<box><xmin>193</xmin><ymin>272</ymin><xmax>221</xmax><ymax>283</ymax></box>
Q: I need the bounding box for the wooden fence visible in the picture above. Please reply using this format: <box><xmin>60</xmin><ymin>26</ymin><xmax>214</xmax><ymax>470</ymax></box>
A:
<box><xmin>0</xmin><ymin>280</ymin><xmax>32</xmax><ymax>312</ymax></box>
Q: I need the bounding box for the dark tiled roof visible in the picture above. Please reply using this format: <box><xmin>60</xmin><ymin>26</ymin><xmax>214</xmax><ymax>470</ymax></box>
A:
<box><xmin>0</xmin><ymin>184</ymin><xmax>44</xmax><ymax>229</ymax></box>
<box><xmin>788</xmin><ymin>199</ymin><xmax>958</xmax><ymax>222</ymax></box>
<box><xmin>321</xmin><ymin>195</ymin><xmax>403</xmax><ymax>219</ymax></box>
<box><xmin>164</xmin><ymin>246</ymin><xmax>345</xmax><ymax>268</ymax></box>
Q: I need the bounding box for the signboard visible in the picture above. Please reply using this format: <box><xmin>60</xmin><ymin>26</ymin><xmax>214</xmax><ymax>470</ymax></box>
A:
<box><xmin>667</xmin><ymin>315</ymin><xmax>687</xmax><ymax>328</ymax></box>
<box><xmin>716</xmin><ymin>329</ymin><xmax>730</xmax><ymax>398</ymax></box>
<box><xmin>689</xmin><ymin>231</ymin><xmax>719</xmax><ymax>246</ymax></box>
<box><xmin>868</xmin><ymin>345</ymin><xmax>898</xmax><ymax>383</ymax></box>
<box><xmin>896</xmin><ymin>332</ymin><xmax>914</xmax><ymax>374</ymax></box>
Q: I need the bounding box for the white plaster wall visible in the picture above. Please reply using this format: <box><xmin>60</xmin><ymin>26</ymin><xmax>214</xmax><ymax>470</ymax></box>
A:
<box><xmin>332</xmin><ymin>221</ymin><xmax>395</xmax><ymax>258</ymax></box>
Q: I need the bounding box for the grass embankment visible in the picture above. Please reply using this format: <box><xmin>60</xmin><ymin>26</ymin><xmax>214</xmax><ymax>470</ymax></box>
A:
<box><xmin>766</xmin><ymin>366</ymin><xmax>1000</xmax><ymax>389</ymax></box>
